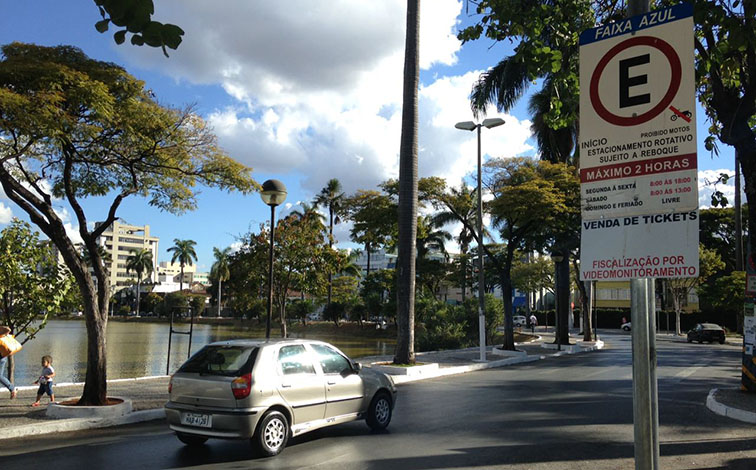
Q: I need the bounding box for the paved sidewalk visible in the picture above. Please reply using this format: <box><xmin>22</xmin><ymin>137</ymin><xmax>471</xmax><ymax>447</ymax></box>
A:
<box><xmin>0</xmin><ymin>334</ymin><xmax>602</xmax><ymax>440</ymax></box>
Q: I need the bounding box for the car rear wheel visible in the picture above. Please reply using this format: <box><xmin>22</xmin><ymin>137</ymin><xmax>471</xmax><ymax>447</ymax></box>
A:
<box><xmin>719</xmin><ymin>338</ymin><xmax>726</xmax><ymax>344</ymax></box>
<box><xmin>176</xmin><ymin>432</ymin><xmax>208</xmax><ymax>447</ymax></box>
<box><xmin>687</xmin><ymin>337</ymin><xmax>692</xmax><ymax>343</ymax></box>
<box><xmin>366</xmin><ymin>392</ymin><xmax>392</xmax><ymax>431</ymax></box>
<box><xmin>253</xmin><ymin>411</ymin><xmax>289</xmax><ymax>457</ymax></box>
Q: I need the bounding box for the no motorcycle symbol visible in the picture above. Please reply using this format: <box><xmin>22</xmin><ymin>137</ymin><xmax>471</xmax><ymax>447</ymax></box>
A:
<box><xmin>590</xmin><ymin>36</ymin><xmax>682</xmax><ymax>127</ymax></box>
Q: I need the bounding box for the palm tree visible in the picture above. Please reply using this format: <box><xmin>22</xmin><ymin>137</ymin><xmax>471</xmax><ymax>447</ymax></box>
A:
<box><xmin>432</xmin><ymin>183</ymin><xmax>486</xmax><ymax>304</ymax></box>
<box><xmin>167</xmin><ymin>239</ymin><xmax>197</xmax><ymax>293</ymax></box>
<box><xmin>211</xmin><ymin>247</ymin><xmax>231</xmax><ymax>318</ymax></box>
<box><xmin>394</xmin><ymin>0</ymin><xmax>419</xmax><ymax>365</ymax></box>
<box><xmin>313</xmin><ymin>179</ymin><xmax>345</xmax><ymax>306</ymax></box>
<box><xmin>125</xmin><ymin>248</ymin><xmax>153</xmax><ymax>317</ymax></box>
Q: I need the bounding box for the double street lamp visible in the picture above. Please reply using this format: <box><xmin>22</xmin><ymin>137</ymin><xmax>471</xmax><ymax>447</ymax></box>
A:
<box><xmin>455</xmin><ymin>117</ymin><xmax>505</xmax><ymax>362</ymax></box>
<box><xmin>260</xmin><ymin>179</ymin><xmax>287</xmax><ymax>339</ymax></box>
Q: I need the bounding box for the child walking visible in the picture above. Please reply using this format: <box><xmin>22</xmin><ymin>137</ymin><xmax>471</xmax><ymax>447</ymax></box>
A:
<box><xmin>31</xmin><ymin>355</ymin><xmax>55</xmax><ymax>407</ymax></box>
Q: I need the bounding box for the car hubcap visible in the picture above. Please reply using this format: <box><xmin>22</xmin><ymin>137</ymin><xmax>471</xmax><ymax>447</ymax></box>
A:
<box><xmin>264</xmin><ymin>418</ymin><xmax>285</xmax><ymax>450</ymax></box>
<box><xmin>375</xmin><ymin>398</ymin><xmax>390</xmax><ymax>424</ymax></box>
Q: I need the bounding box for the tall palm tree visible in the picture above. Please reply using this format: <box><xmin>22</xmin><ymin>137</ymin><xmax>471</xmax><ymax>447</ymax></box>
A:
<box><xmin>167</xmin><ymin>239</ymin><xmax>197</xmax><ymax>293</ymax></box>
<box><xmin>313</xmin><ymin>179</ymin><xmax>345</xmax><ymax>306</ymax></box>
<box><xmin>125</xmin><ymin>248</ymin><xmax>153</xmax><ymax>317</ymax></box>
<box><xmin>394</xmin><ymin>0</ymin><xmax>419</xmax><ymax>365</ymax></box>
<box><xmin>211</xmin><ymin>246</ymin><xmax>231</xmax><ymax>318</ymax></box>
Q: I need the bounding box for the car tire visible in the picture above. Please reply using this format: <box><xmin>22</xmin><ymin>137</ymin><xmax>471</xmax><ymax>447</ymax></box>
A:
<box><xmin>253</xmin><ymin>411</ymin><xmax>289</xmax><ymax>457</ymax></box>
<box><xmin>176</xmin><ymin>432</ymin><xmax>208</xmax><ymax>447</ymax></box>
<box><xmin>366</xmin><ymin>392</ymin><xmax>392</xmax><ymax>431</ymax></box>
<box><xmin>687</xmin><ymin>337</ymin><xmax>692</xmax><ymax>343</ymax></box>
<box><xmin>719</xmin><ymin>338</ymin><xmax>726</xmax><ymax>344</ymax></box>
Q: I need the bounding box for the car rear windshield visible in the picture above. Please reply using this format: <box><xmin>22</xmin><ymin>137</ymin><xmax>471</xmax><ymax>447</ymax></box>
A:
<box><xmin>179</xmin><ymin>345</ymin><xmax>258</xmax><ymax>376</ymax></box>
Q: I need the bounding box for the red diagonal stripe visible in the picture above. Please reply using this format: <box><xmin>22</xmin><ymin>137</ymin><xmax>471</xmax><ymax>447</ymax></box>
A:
<box><xmin>669</xmin><ymin>106</ymin><xmax>691</xmax><ymax>123</ymax></box>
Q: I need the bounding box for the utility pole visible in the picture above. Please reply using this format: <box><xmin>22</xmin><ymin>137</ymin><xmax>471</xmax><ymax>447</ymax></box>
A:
<box><xmin>736</xmin><ymin>150</ymin><xmax>743</xmax><ymax>271</ymax></box>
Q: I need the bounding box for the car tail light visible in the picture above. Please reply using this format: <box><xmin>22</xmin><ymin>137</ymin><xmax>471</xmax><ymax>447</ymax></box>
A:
<box><xmin>231</xmin><ymin>373</ymin><xmax>252</xmax><ymax>399</ymax></box>
<box><xmin>168</xmin><ymin>375</ymin><xmax>173</xmax><ymax>394</ymax></box>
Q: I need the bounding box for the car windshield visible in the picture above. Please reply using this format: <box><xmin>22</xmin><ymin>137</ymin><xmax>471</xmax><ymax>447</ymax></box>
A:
<box><xmin>701</xmin><ymin>323</ymin><xmax>721</xmax><ymax>329</ymax></box>
<box><xmin>179</xmin><ymin>345</ymin><xmax>258</xmax><ymax>376</ymax></box>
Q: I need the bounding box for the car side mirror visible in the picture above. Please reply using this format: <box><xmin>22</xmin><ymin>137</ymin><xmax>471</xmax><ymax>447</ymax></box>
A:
<box><xmin>352</xmin><ymin>362</ymin><xmax>362</xmax><ymax>374</ymax></box>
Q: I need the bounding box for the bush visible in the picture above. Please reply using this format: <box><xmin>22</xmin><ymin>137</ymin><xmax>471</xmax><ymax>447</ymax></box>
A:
<box><xmin>416</xmin><ymin>300</ymin><xmax>469</xmax><ymax>352</ymax></box>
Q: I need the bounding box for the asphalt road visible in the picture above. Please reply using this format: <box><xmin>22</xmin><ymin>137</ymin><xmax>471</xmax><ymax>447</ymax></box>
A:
<box><xmin>1</xmin><ymin>331</ymin><xmax>754</xmax><ymax>470</ymax></box>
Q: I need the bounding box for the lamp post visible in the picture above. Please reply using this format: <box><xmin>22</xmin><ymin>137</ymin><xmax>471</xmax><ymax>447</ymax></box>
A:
<box><xmin>260</xmin><ymin>179</ymin><xmax>287</xmax><ymax>339</ymax></box>
<box><xmin>455</xmin><ymin>117</ymin><xmax>505</xmax><ymax>361</ymax></box>
<box><xmin>550</xmin><ymin>250</ymin><xmax>564</xmax><ymax>351</ymax></box>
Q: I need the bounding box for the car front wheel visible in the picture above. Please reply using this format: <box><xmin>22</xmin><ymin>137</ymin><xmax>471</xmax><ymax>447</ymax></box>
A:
<box><xmin>366</xmin><ymin>392</ymin><xmax>392</xmax><ymax>431</ymax></box>
<box><xmin>254</xmin><ymin>411</ymin><xmax>289</xmax><ymax>457</ymax></box>
<box><xmin>687</xmin><ymin>337</ymin><xmax>692</xmax><ymax>343</ymax></box>
<box><xmin>176</xmin><ymin>432</ymin><xmax>208</xmax><ymax>447</ymax></box>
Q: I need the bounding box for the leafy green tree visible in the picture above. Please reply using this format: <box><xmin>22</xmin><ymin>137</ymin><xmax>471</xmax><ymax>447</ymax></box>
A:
<box><xmin>323</xmin><ymin>301</ymin><xmax>346</xmax><ymax>327</ymax></box>
<box><xmin>667</xmin><ymin>245</ymin><xmax>725</xmax><ymax>335</ymax></box>
<box><xmin>0</xmin><ymin>43</ymin><xmax>255</xmax><ymax>405</ymax></box>
<box><xmin>189</xmin><ymin>294</ymin><xmax>206</xmax><ymax>317</ymax></box>
<box><xmin>395</xmin><ymin>0</ymin><xmax>420</xmax><ymax>365</ymax></box>
<box><xmin>700</xmin><ymin>207</ymin><xmax>748</xmax><ymax>273</ymax></box>
<box><xmin>511</xmin><ymin>255</ymin><xmax>555</xmax><ymax>308</ymax></box>
<box><xmin>313</xmin><ymin>179</ymin><xmax>345</xmax><ymax>307</ymax></box>
<box><xmin>288</xmin><ymin>299</ymin><xmax>316</xmax><ymax>326</ymax></box>
<box><xmin>211</xmin><ymin>247</ymin><xmax>232</xmax><ymax>317</ymax></box>
<box><xmin>0</xmin><ymin>219</ymin><xmax>75</xmax><ymax>383</ymax></box>
<box><xmin>125</xmin><ymin>248</ymin><xmax>153</xmax><ymax>317</ymax></box>
<box><xmin>92</xmin><ymin>0</ymin><xmax>184</xmax><ymax>56</ymax></box>
<box><xmin>699</xmin><ymin>271</ymin><xmax>746</xmax><ymax>332</ymax></box>
<box><xmin>162</xmin><ymin>291</ymin><xmax>190</xmax><ymax>317</ymax></box>
<box><xmin>168</xmin><ymin>239</ymin><xmax>198</xmax><ymax>293</ymax></box>
<box><xmin>140</xmin><ymin>292</ymin><xmax>162</xmax><ymax>315</ymax></box>
<box><xmin>345</xmin><ymin>190</ymin><xmax>395</xmax><ymax>275</ymax></box>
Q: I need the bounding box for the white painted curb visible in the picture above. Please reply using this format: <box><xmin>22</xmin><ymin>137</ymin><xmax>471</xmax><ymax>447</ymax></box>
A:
<box><xmin>0</xmin><ymin>408</ymin><xmax>165</xmax><ymax>441</ymax></box>
<box><xmin>47</xmin><ymin>396</ymin><xmax>133</xmax><ymax>419</ymax></box>
<box><xmin>706</xmin><ymin>388</ymin><xmax>756</xmax><ymax>424</ymax></box>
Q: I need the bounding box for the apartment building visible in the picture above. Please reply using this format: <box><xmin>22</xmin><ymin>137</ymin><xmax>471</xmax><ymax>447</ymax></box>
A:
<box><xmin>95</xmin><ymin>220</ymin><xmax>159</xmax><ymax>289</ymax></box>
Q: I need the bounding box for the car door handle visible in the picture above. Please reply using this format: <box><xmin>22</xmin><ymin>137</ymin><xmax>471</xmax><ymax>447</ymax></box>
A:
<box><xmin>281</xmin><ymin>383</ymin><xmax>291</xmax><ymax>388</ymax></box>
<box><xmin>327</xmin><ymin>380</ymin><xmax>336</xmax><ymax>385</ymax></box>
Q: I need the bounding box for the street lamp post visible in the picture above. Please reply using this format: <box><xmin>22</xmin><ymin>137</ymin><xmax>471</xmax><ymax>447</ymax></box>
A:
<box><xmin>260</xmin><ymin>179</ymin><xmax>287</xmax><ymax>339</ymax></box>
<box><xmin>455</xmin><ymin>117</ymin><xmax>505</xmax><ymax>361</ymax></box>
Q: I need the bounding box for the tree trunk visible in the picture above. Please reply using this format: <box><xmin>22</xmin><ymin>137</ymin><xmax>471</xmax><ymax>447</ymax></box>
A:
<box><xmin>555</xmin><ymin>256</ymin><xmax>571</xmax><ymax>345</ymax></box>
<box><xmin>394</xmin><ymin>0</ymin><xmax>420</xmax><ymax>365</ymax></box>
<box><xmin>672</xmin><ymin>291</ymin><xmax>682</xmax><ymax>336</ymax></box>
<box><xmin>499</xmin><ymin>271</ymin><xmax>515</xmax><ymax>350</ymax></box>
<box><xmin>366</xmin><ymin>242</ymin><xmax>371</xmax><ymax>276</ymax></box>
<box><xmin>460</xmin><ymin>252</ymin><xmax>467</xmax><ymax>304</ymax></box>
<box><xmin>179</xmin><ymin>264</ymin><xmax>184</xmax><ymax>293</ymax></box>
<box><xmin>572</xmin><ymin>257</ymin><xmax>592</xmax><ymax>341</ymax></box>
<box><xmin>80</xmin><ymin>286</ymin><xmax>108</xmax><ymax>405</ymax></box>
<box><xmin>217</xmin><ymin>278</ymin><xmax>222</xmax><ymax>317</ymax></box>
<box><xmin>136</xmin><ymin>277</ymin><xmax>141</xmax><ymax>317</ymax></box>
<box><xmin>279</xmin><ymin>303</ymin><xmax>287</xmax><ymax>338</ymax></box>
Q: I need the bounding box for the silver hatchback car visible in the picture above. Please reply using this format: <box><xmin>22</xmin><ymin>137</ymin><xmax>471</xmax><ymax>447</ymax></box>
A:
<box><xmin>165</xmin><ymin>339</ymin><xmax>397</xmax><ymax>456</ymax></box>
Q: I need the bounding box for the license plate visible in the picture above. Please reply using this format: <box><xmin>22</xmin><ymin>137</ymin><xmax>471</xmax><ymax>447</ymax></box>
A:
<box><xmin>180</xmin><ymin>412</ymin><xmax>212</xmax><ymax>428</ymax></box>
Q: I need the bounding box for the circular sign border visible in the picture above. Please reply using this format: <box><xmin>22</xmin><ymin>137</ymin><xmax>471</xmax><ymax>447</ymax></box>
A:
<box><xmin>589</xmin><ymin>36</ymin><xmax>681</xmax><ymax>127</ymax></box>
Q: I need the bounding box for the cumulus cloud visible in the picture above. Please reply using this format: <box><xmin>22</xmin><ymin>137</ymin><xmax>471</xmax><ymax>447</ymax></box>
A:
<box><xmin>0</xmin><ymin>202</ymin><xmax>12</xmax><ymax>224</ymax></box>
<box><xmin>115</xmin><ymin>0</ymin><xmax>532</xmax><ymax>200</ymax></box>
<box><xmin>698</xmin><ymin>169</ymin><xmax>739</xmax><ymax>209</ymax></box>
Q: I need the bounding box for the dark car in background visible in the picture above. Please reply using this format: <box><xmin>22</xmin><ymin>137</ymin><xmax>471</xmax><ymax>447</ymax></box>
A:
<box><xmin>687</xmin><ymin>323</ymin><xmax>726</xmax><ymax>344</ymax></box>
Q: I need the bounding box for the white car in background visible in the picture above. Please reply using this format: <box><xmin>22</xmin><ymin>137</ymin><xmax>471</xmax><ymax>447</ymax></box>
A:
<box><xmin>513</xmin><ymin>315</ymin><xmax>527</xmax><ymax>327</ymax></box>
<box><xmin>621</xmin><ymin>322</ymin><xmax>631</xmax><ymax>331</ymax></box>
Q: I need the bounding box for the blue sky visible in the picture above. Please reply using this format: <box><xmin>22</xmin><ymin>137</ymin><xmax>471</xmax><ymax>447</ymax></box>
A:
<box><xmin>0</xmin><ymin>1</ymin><xmax>736</xmax><ymax>270</ymax></box>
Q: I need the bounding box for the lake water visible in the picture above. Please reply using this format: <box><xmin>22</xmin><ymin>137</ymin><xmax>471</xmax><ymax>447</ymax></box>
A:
<box><xmin>7</xmin><ymin>320</ymin><xmax>395</xmax><ymax>384</ymax></box>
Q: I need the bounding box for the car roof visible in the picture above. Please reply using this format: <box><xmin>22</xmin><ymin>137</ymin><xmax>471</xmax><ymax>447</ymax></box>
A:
<box><xmin>205</xmin><ymin>338</ymin><xmax>329</xmax><ymax>348</ymax></box>
<box><xmin>700</xmin><ymin>323</ymin><xmax>722</xmax><ymax>329</ymax></box>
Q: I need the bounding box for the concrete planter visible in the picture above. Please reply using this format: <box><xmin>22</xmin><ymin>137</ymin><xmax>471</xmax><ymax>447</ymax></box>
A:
<box><xmin>490</xmin><ymin>347</ymin><xmax>528</xmax><ymax>357</ymax></box>
<box><xmin>541</xmin><ymin>342</ymin><xmax>582</xmax><ymax>353</ymax></box>
<box><xmin>370</xmin><ymin>362</ymin><xmax>439</xmax><ymax>376</ymax></box>
<box><xmin>47</xmin><ymin>397</ymin><xmax>132</xmax><ymax>419</ymax></box>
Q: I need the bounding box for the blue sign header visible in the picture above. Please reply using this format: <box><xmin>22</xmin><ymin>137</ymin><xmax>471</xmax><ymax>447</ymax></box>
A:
<box><xmin>579</xmin><ymin>3</ymin><xmax>693</xmax><ymax>46</ymax></box>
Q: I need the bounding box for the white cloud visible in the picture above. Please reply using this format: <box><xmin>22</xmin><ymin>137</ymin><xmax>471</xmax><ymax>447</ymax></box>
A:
<box><xmin>0</xmin><ymin>202</ymin><xmax>12</xmax><ymax>224</ymax></box>
<box><xmin>114</xmin><ymin>1</ymin><xmax>535</xmax><ymax>199</ymax></box>
<box><xmin>698</xmin><ymin>169</ymin><xmax>739</xmax><ymax>209</ymax></box>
